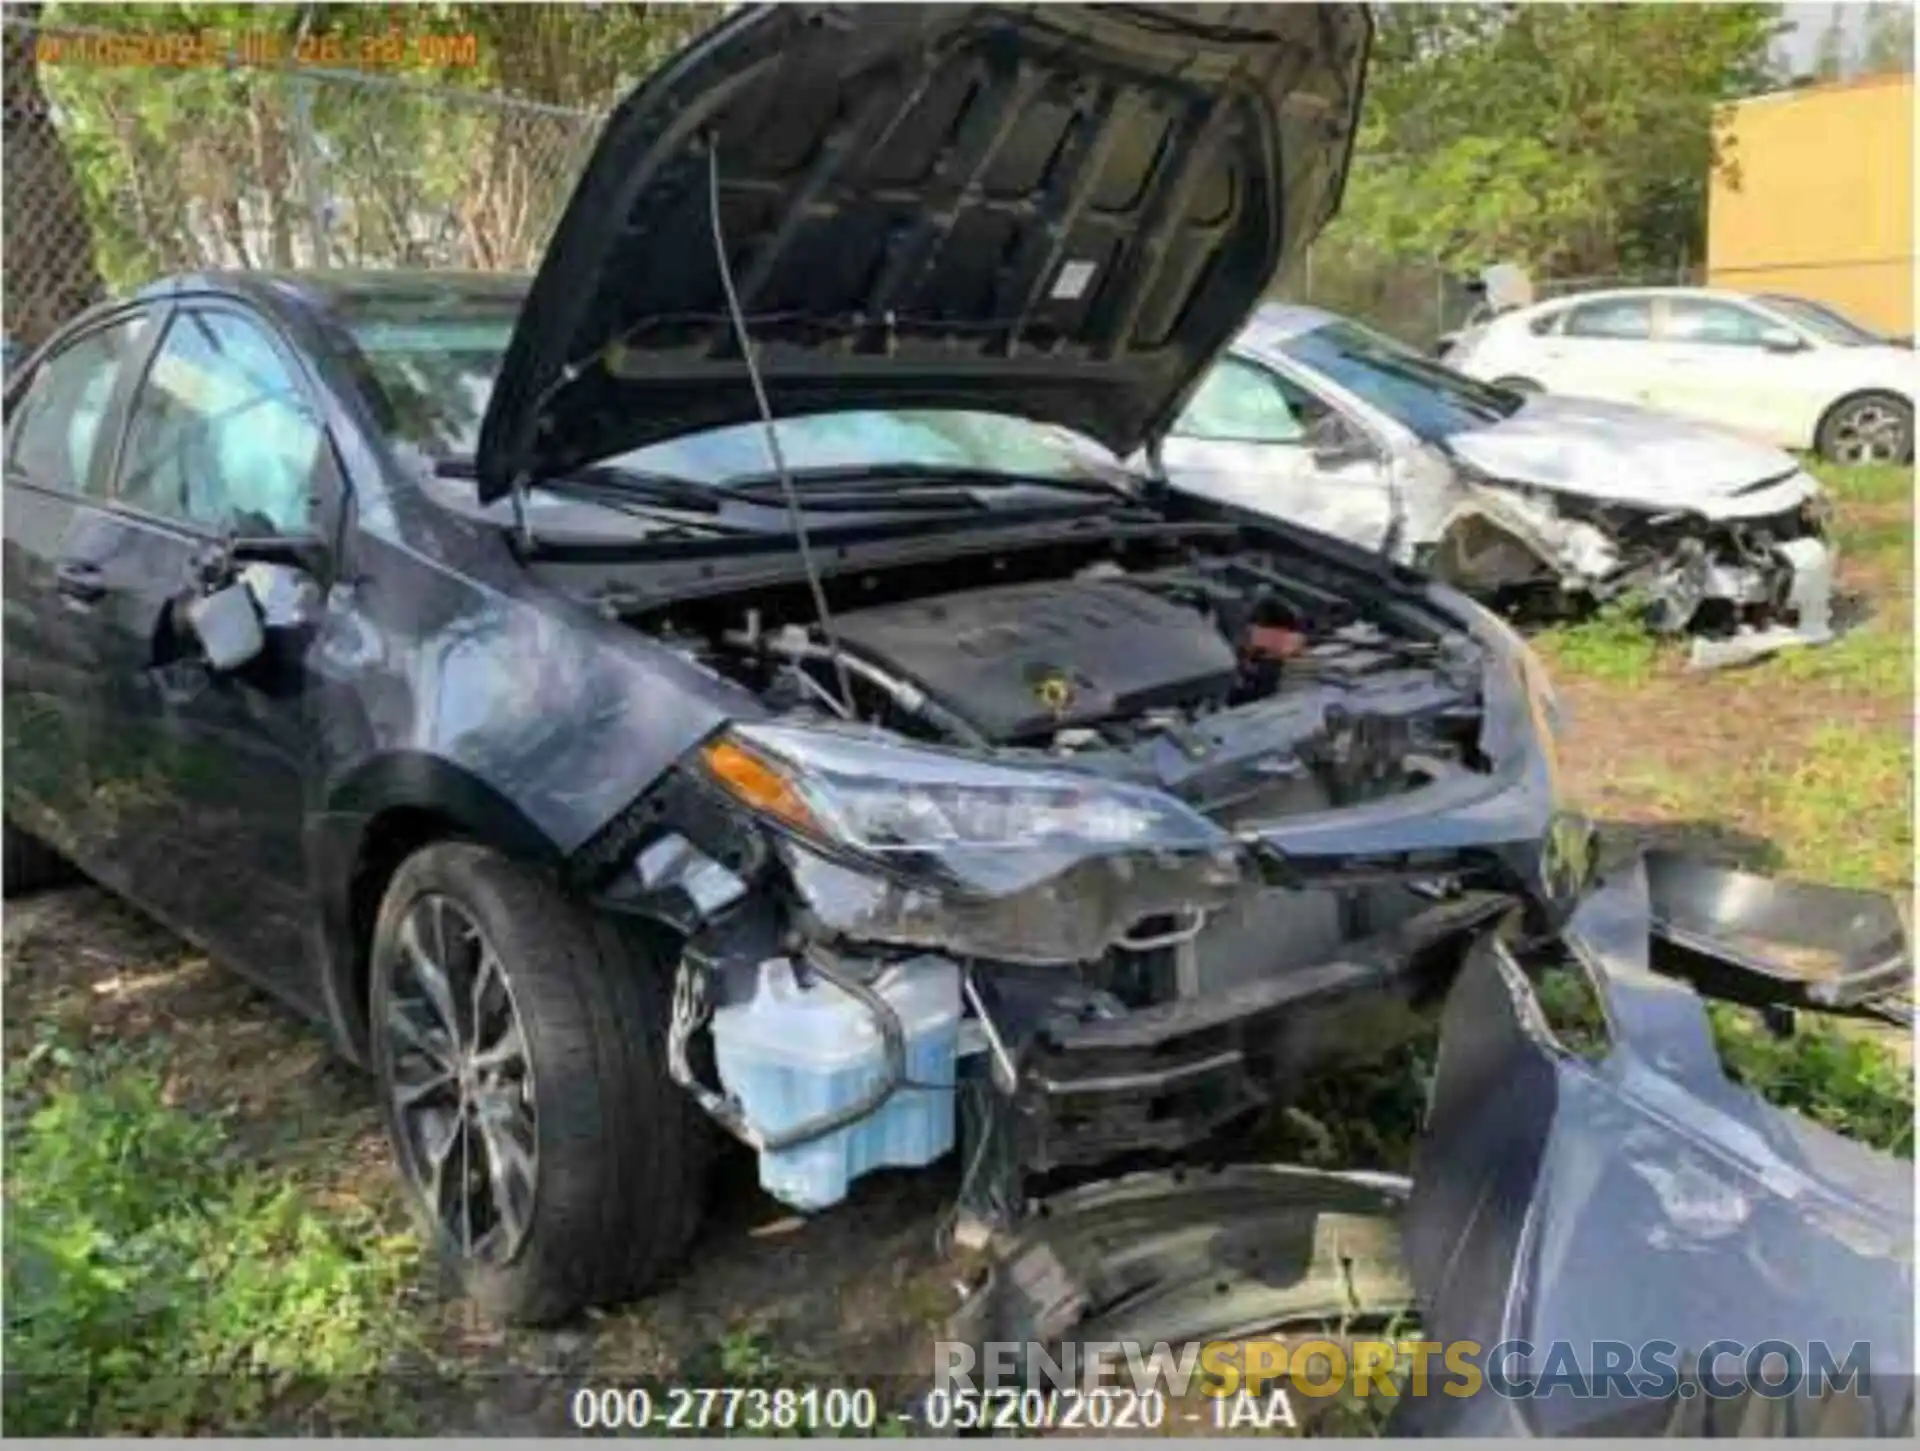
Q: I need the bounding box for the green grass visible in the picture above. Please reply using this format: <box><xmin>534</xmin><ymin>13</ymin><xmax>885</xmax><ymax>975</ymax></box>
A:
<box><xmin>2</xmin><ymin>1033</ymin><xmax>424</xmax><ymax>1435</ymax></box>
<box><xmin>1759</xmin><ymin>612</ymin><xmax>1911</xmax><ymax>694</ymax></box>
<box><xmin>1597</xmin><ymin>722</ymin><xmax>1912</xmax><ymax>891</ymax></box>
<box><xmin>1532</xmin><ymin>597</ymin><xmax>1665</xmax><ymax>685</ymax></box>
<box><xmin>1809</xmin><ymin>459</ymin><xmax>1915</xmax><ymax>510</ymax></box>
<box><xmin>1753</xmin><ymin>722</ymin><xmax>1914</xmax><ymax>889</ymax></box>
<box><xmin>1708</xmin><ymin>1005</ymin><xmax>1914</xmax><ymax>1158</ymax></box>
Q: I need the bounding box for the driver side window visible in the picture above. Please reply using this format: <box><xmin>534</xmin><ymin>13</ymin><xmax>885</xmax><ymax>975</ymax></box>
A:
<box><xmin>115</xmin><ymin>309</ymin><xmax>323</xmax><ymax>534</ymax></box>
<box><xmin>1174</xmin><ymin>357</ymin><xmax>1325</xmax><ymax>443</ymax></box>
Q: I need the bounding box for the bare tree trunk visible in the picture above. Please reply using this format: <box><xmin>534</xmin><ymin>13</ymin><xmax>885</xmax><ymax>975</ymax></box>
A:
<box><xmin>3</xmin><ymin>4</ymin><xmax>105</xmax><ymax>346</ymax></box>
<box><xmin>248</xmin><ymin>102</ymin><xmax>295</xmax><ymax>269</ymax></box>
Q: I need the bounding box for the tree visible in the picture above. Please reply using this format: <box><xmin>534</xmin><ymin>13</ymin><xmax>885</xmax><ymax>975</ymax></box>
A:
<box><xmin>6</xmin><ymin>1</ymin><xmax>722</xmax><ymax>333</ymax></box>
<box><xmin>1812</xmin><ymin>4</ymin><xmax>1851</xmax><ymax>80</ymax></box>
<box><xmin>1315</xmin><ymin>3</ymin><xmax>1787</xmax><ymax>282</ymax></box>
<box><xmin>3</xmin><ymin>2</ymin><xmax>105</xmax><ymax>347</ymax></box>
<box><xmin>1860</xmin><ymin>1</ymin><xmax>1915</xmax><ymax>75</ymax></box>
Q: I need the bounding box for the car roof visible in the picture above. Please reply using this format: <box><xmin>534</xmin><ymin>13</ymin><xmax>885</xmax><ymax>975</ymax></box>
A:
<box><xmin>1516</xmin><ymin>284</ymin><xmax>1766</xmax><ymax>316</ymax></box>
<box><xmin>131</xmin><ymin>269</ymin><xmax>533</xmax><ymax>319</ymax></box>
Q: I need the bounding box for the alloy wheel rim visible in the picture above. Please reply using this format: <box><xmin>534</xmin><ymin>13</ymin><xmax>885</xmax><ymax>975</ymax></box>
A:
<box><xmin>381</xmin><ymin>893</ymin><xmax>539</xmax><ymax>1265</ymax></box>
<box><xmin>1834</xmin><ymin>402</ymin><xmax>1908</xmax><ymax>464</ymax></box>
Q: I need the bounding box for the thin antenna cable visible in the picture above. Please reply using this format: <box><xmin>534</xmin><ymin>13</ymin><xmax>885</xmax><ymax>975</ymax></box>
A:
<box><xmin>708</xmin><ymin>137</ymin><xmax>857</xmax><ymax>718</ymax></box>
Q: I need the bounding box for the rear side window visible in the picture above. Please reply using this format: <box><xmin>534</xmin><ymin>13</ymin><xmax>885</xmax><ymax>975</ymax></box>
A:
<box><xmin>5</xmin><ymin>316</ymin><xmax>152</xmax><ymax>492</ymax></box>
<box><xmin>115</xmin><ymin>309</ymin><xmax>324</xmax><ymax>534</ymax></box>
<box><xmin>1564</xmin><ymin>298</ymin><xmax>1653</xmax><ymax>341</ymax></box>
<box><xmin>1661</xmin><ymin>298</ymin><xmax>1773</xmax><ymax>346</ymax></box>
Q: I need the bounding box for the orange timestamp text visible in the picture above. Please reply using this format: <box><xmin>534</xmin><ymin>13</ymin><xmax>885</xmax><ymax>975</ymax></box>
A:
<box><xmin>35</xmin><ymin>28</ymin><xmax>481</xmax><ymax>70</ymax></box>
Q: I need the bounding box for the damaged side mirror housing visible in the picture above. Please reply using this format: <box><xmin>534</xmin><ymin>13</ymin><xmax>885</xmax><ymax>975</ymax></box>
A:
<box><xmin>184</xmin><ymin>580</ymin><xmax>267</xmax><ymax>672</ymax></box>
<box><xmin>1306</xmin><ymin>413</ymin><xmax>1377</xmax><ymax>468</ymax></box>
<box><xmin>183</xmin><ymin>533</ymin><xmax>330</xmax><ymax>671</ymax></box>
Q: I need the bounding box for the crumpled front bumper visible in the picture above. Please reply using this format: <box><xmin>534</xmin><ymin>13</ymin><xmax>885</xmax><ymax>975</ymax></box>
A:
<box><xmin>947</xmin><ymin>850</ymin><xmax>1915</xmax><ymax>1435</ymax></box>
<box><xmin>1658</xmin><ymin>534</ymin><xmax>1838</xmax><ymax>670</ymax></box>
<box><xmin>1009</xmin><ymin>891</ymin><xmax>1512</xmax><ymax>1174</ymax></box>
<box><xmin>1435</xmin><ymin>477</ymin><xmax>1841</xmax><ymax>670</ymax></box>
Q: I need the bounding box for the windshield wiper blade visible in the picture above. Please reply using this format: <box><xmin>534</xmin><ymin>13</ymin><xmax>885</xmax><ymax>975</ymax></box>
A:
<box><xmin>719</xmin><ymin>463</ymin><xmax>1130</xmax><ymax>503</ymax></box>
<box><xmin>533</xmin><ymin>477</ymin><xmax>771</xmax><ymax>535</ymax></box>
<box><xmin>433</xmin><ymin>456</ymin><xmax>770</xmax><ymax>541</ymax></box>
<box><xmin>434</xmin><ymin>455</ymin><xmax>724</xmax><ymax>514</ymax></box>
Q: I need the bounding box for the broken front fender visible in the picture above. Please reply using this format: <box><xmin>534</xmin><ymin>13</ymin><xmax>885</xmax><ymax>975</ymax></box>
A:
<box><xmin>948</xmin><ymin>855</ymin><xmax>1914</xmax><ymax>1435</ymax></box>
<box><xmin>1398</xmin><ymin>855</ymin><xmax>1913</xmax><ymax>1434</ymax></box>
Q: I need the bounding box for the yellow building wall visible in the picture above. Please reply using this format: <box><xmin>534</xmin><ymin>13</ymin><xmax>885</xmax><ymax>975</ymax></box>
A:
<box><xmin>1707</xmin><ymin>73</ymin><xmax>1915</xmax><ymax>336</ymax></box>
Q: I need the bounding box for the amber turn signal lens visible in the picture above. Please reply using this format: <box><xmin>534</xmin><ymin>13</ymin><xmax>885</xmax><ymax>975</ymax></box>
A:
<box><xmin>701</xmin><ymin>736</ymin><xmax>818</xmax><ymax>834</ymax></box>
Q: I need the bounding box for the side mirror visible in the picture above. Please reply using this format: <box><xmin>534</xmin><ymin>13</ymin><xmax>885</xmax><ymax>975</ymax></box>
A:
<box><xmin>184</xmin><ymin>581</ymin><xmax>266</xmax><ymax>672</ymax></box>
<box><xmin>1306</xmin><ymin>413</ymin><xmax>1376</xmax><ymax>467</ymax></box>
<box><xmin>1759</xmin><ymin>327</ymin><xmax>1806</xmax><ymax>354</ymax></box>
<box><xmin>182</xmin><ymin>532</ymin><xmax>329</xmax><ymax>670</ymax></box>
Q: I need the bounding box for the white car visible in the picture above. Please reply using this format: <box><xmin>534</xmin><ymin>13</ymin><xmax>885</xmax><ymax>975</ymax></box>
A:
<box><xmin>1152</xmin><ymin>304</ymin><xmax>1837</xmax><ymax>668</ymax></box>
<box><xmin>1442</xmin><ymin>286</ymin><xmax>1915</xmax><ymax>464</ymax></box>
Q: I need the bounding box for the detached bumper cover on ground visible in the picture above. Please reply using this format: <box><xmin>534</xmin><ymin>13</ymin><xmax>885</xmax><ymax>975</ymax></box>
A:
<box><xmin>950</xmin><ymin>852</ymin><xmax>1916</xmax><ymax>1436</ymax></box>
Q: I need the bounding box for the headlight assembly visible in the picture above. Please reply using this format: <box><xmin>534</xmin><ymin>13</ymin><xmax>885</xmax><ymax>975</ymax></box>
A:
<box><xmin>701</xmin><ymin>722</ymin><xmax>1228</xmax><ymax>862</ymax></box>
<box><xmin>696</xmin><ymin>722</ymin><xmax>1244</xmax><ymax>964</ymax></box>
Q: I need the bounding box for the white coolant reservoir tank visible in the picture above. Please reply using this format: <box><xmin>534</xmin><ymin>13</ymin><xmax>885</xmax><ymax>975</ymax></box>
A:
<box><xmin>710</xmin><ymin>954</ymin><xmax>960</xmax><ymax>1211</ymax></box>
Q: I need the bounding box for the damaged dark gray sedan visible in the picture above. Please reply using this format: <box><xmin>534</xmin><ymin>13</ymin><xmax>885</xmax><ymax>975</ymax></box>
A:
<box><xmin>4</xmin><ymin>3</ymin><xmax>1910</xmax><ymax>1417</ymax></box>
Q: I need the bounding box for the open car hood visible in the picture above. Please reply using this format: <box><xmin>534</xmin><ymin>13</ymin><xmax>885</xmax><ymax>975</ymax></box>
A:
<box><xmin>473</xmin><ymin>3</ymin><xmax>1372</xmax><ymax>503</ymax></box>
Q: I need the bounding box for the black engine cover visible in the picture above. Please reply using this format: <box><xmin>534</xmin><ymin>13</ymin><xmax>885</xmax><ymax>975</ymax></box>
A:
<box><xmin>831</xmin><ymin>579</ymin><xmax>1237</xmax><ymax>743</ymax></box>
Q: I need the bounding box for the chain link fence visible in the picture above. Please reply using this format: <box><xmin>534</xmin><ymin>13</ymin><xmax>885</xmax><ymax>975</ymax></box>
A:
<box><xmin>3</xmin><ymin>15</ymin><xmax>604</xmax><ymax>350</ymax></box>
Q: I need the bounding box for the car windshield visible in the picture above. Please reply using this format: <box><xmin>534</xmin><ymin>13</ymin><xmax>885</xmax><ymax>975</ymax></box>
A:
<box><xmin>340</xmin><ymin>303</ymin><xmax>1122</xmax><ymax>490</ymax></box>
<box><xmin>1754</xmin><ymin>294</ymin><xmax>1887</xmax><ymax>347</ymax></box>
<box><xmin>1278</xmin><ymin>318</ymin><xmax>1523</xmax><ymax>440</ymax></box>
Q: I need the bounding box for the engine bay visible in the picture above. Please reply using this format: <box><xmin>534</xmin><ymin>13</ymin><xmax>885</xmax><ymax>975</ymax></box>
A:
<box><xmin>570</xmin><ymin>530</ymin><xmax>1526</xmax><ymax>1217</ymax></box>
<box><xmin>608</xmin><ymin>534</ymin><xmax>1494</xmax><ymax>809</ymax></box>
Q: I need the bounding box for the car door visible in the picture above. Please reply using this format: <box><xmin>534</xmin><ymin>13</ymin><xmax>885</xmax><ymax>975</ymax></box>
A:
<box><xmin>1527</xmin><ymin>295</ymin><xmax>1664</xmax><ymax>405</ymax></box>
<box><xmin>1648</xmin><ymin>296</ymin><xmax>1817</xmax><ymax>444</ymax></box>
<box><xmin>78</xmin><ymin>302</ymin><xmax>341</xmax><ymax>1010</ymax></box>
<box><xmin>1157</xmin><ymin>355</ymin><xmax>1397</xmax><ymax>550</ymax></box>
<box><xmin>3</xmin><ymin>310</ymin><xmax>162</xmax><ymax>869</ymax></box>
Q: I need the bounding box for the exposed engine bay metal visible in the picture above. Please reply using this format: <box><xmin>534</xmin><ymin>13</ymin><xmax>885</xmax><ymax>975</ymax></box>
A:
<box><xmin>556</xmin><ymin>521</ymin><xmax>1578</xmax><ymax>1219</ymax></box>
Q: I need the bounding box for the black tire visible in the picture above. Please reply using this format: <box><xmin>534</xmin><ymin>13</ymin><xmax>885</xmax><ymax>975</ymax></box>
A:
<box><xmin>1491</xmin><ymin>374</ymin><xmax>1544</xmax><ymax>393</ymax></box>
<box><xmin>1815</xmin><ymin>390</ymin><xmax>1914</xmax><ymax>465</ymax></box>
<box><xmin>3</xmin><ymin>818</ymin><xmax>76</xmax><ymax>897</ymax></box>
<box><xmin>368</xmin><ymin>841</ymin><xmax>710</xmax><ymax>1325</ymax></box>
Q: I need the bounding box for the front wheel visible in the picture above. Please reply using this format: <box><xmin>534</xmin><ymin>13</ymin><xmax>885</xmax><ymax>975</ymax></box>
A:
<box><xmin>369</xmin><ymin>841</ymin><xmax>710</xmax><ymax>1325</ymax></box>
<box><xmin>1816</xmin><ymin>391</ymin><xmax>1913</xmax><ymax>465</ymax></box>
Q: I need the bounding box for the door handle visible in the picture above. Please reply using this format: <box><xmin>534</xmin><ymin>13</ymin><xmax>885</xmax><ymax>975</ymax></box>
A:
<box><xmin>53</xmin><ymin>560</ymin><xmax>107</xmax><ymax>604</ymax></box>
